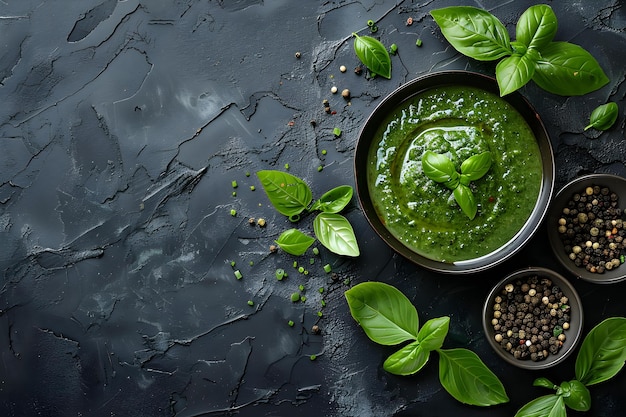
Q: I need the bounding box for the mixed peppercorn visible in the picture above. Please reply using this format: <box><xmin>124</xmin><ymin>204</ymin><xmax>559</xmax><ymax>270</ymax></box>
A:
<box><xmin>556</xmin><ymin>185</ymin><xmax>626</xmax><ymax>273</ymax></box>
<box><xmin>490</xmin><ymin>275</ymin><xmax>571</xmax><ymax>362</ymax></box>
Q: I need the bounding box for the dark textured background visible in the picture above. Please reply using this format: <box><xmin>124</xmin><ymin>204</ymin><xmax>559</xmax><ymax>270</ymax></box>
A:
<box><xmin>1</xmin><ymin>1</ymin><xmax>625</xmax><ymax>416</ymax></box>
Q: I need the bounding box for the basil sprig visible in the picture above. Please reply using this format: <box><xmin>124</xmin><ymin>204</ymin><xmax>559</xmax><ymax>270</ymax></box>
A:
<box><xmin>345</xmin><ymin>281</ymin><xmax>509</xmax><ymax>406</ymax></box>
<box><xmin>421</xmin><ymin>150</ymin><xmax>492</xmax><ymax>220</ymax></box>
<box><xmin>515</xmin><ymin>317</ymin><xmax>626</xmax><ymax>417</ymax></box>
<box><xmin>352</xmin><ymin>33</ymin><xmax>392</xmax><ymax>79</ymax></box>
<box><xmin>431</xmin><ymin>4</ymin><xmax>609</xmax><ymax>96</ymax></box>
<box><xmin>584</xmin><ymin>102</ymin><xmax>619</xmax><ymax>131</ymax></box>
<box><xmin>257</xmin><ymin>170</ymin><xmax>359</xmax><ymax>257</ymax></box>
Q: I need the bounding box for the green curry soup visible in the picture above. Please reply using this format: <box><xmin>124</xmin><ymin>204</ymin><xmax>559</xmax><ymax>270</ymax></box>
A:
<box><xmin>368</xmin><ymin>85</ymin><xmax>543</xmax><ymax>263</ymax></box>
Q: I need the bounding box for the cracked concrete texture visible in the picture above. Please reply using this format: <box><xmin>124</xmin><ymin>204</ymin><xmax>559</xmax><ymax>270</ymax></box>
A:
<box><xmin>1</xmin><ymin>1</ymin><xmax>625</xmax><ymax>416</ymax></box>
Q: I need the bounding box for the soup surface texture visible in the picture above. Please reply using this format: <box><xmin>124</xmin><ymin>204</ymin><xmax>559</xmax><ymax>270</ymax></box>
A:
<box><xmin>368</xmin><ymin>85</ymin><xmax>543</xmax><ymax>262</ymax></box>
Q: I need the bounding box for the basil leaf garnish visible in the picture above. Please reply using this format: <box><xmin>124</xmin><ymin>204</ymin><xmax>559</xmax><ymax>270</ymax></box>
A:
<box><xmin>383</xmin><ymin>341</ymin><xmax>430</xmax><ymax>376</ymax></box>
<box><xmin>430</xmin><ymin>6</ymin><xmax>512</xmax><ymax>61</ymax></box>
<box><xmin>585</xmin><ymin>102</ymin><xmax>619</xmax><ymax>131</ymax></box>
<box><xmin>460</xmin><ymin>151</ymin><xmax>492</xmax><ymax>181</ymax></box>
<box><xmin>310</xmin><ymin>185</ymin><xmax>353</xmax><ymax>213</ymax></box>
<box><xmin>344</xmin><ymin>282</ymin><xmax>419</xmax><ymax>345</ymax></box>
<box><xmin>516</xmin><ymin>4</ymin><xmax>557</xmax><ymax>51</ymax></box>
<box><xmin>352</xmin><ymin>33</ymin><xmax>391</xmax><ymax>79</ymax></box>
<box><xmin>453</xmin><ymin>184</ymin><xmax>477</xmax><ymax>220</ymax></box>
<box><xmin>421</xmin><ymin>151</ymin><xmax>457</xmax><ymax>186</ymax></box>
<box><xmin>575</xmin><ymin>317</ymin><xmax>626</xmax><ymax>386</ymax></box>
<box><xmin>438</xmin><ymin>348</ymin><xmax>510</xmax><ymax>406</ymax></box>
<box><xmin>257</xmin><ymin>170</ymin><xmax>312</xmax><ymax>217</ymax></box>
<box><xmin>533</xmin><ymin>377</ymin><xmax>556</xmax><ymax>389</ymax></box>
<box><xmin>275</xmin><ymin>228</ymin><xmax>315</xmax><ymax>255</ymax></box>
<box><xmin>532</xmin><ymin>41</ymin><xmax>609</xmax><ymax>96</ymax></box>
<box><xmin>514</xmin><ymin>395</ymin><xmax>566</xmax><ymax>417</ymax></box>
<box><xmin>313</xmin><ymin>212</ymin><xmax>360</xmax><ymax>257</ymax></box>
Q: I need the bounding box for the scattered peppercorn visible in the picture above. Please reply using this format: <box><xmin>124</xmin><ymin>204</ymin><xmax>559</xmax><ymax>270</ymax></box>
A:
<box><xmin>295</xmin><ymin>51</ymin><xmax>301</xmax><ymax>59</ymax></box>
<box><xmin>312</xmin><ymin>325</ymin><xmax>321</xmax><ymax>334</ymax></box>
<box><xmin>490</xmin><ymin>274</ymin><xmax>572</xmax><ymax>362</ymax></box>
<box><xmin>257</xmin><ymin>218</ymin><xmax>266</xmax><ymax>227</ymax></box>
<box><xmin>330</xmin><ymin>86</ymin><xmax>338</xmax><ymax>94</ymax></box>
<box><xmin>354</xmin><ymin>66</ymin><xmax>363</xmax><ymax>75</ymax></box>
<box><xmin>341</xmin><ymin>89</ymin><xmax>350</xmax><ymax>99</ymax></box>
<box><xmin>339</xmin><ymin>65</ymin><xmax>347</xmax><ymax>73</ymax></box>
<box><xmin>406</xmin><ymin>17</ymin><xmax>413</xmax><ymax>26</ymax></box>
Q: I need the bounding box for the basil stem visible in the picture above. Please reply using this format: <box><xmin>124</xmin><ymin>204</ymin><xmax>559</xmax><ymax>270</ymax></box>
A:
<box><xmin>585</xmin><ymin>102</ymin><xmax>619</xmax><ymax>131</ymax></box>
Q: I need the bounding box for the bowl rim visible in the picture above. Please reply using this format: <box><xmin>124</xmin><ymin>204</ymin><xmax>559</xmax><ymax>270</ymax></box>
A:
<box><xmin>547</xmin><ymin>173</ymin><xmax>626</xmax><ymax>284</ymax></box>
<box><xmin>482</xmin><ymin>266</ymin><xmax>584</xmax><ymax>370</ymax></box>
<box><xmin>354</xmin><ymin>70</ymin><xmax>555</xmax><ymax>274</ymax></box>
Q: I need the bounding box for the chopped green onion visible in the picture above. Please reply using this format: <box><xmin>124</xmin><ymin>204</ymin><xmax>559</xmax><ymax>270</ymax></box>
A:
<box><xmin>318</xmin><ymin>287</ymin><xmax>324</xmax><ymax>293</ymax></box>
<box><xmin>321</xmin><ymin>300</ymin><xmax>326</xmax><ymax>307</ymax></box>
<box><xmin>309</xmin><ymin>258</ymin><xmax>315</xmax><ymax>265</ymax></box>
<box><xmin>250</xmin><ymin>185</ymin><xmax>255</xmax><ymax>191</ymax></box>
<box><xmin>312</xmin><ymin>247</ymin><xmax>319</xmax><ymax>256</ymax></box>
<box><xmin>230</xmin><ymin>209</ymin><xmax>237</xmax><ymax>216</ymax></box>
<box><xmin>317</xmin><ymin>311</ymin><xmax>323</xmax><ymax>317</ymax></box>
<box><xmin>416</xmin><ymin>38</ymin><xmax>423</xmax><ymax>47</ymax></box>
<box><xmin>247</xmin><ymin>300</ymin><xmax>254</xmax><ymax>306</ymax></box>
<box><xmin>299</xmin><ymin>284</ymin><xmax>305</xmax><ymax>292</ymax></box>
<box><xmin>288</xmin><ymin>320</ymin><xmax>295</xmax><ymax>327</ymax></box>
<box><xmin>310</xmin><ymin>354</ymin><xmax>317</xmax><ymax>361</ymax></box>
<box><xmin>290</xmin><ymin>292</ymin><xmax>300</xmax><ymax>302</ymax></box>
<box><xmin>234</xmin><ymin>270</ymin><xmax>243</xmax><ymax>280</ymax></box>
<box><xmin>323</xmin><ymin>264</ymin><xmax>332</xmax><ymax>273</ymax></box>
<box><xmin>284</xmin><ymin>163</ymin><xmax>290</xmax><ymax>170</ymax></box>
<box><xmin>367</xmin><ymin>19</ymin><xmax>374</xmax><ymax>27</ymax></box>
<box><xmin>232</xmin><ymin>191</ymin><xmax>237</xmax><ymax>197</ymax></box>
<box><xmin>298</xmin><ymin>266</ymin><xmax>305</xmax><ymax>273</ymax></box>
<box><xmin>231</xmin><ymin>180</ymin><xmax>238</xmax><ymax>188</ymax></box>
<box><xmin>293</xmin><ymin>261</ymin><xmax>298</xmax><ymax>268</ymax></box>
<box><xmin>333</xmin><ymin>127</ymin><xmax>342</xmax><ymax>137</ymax></box>
<box><xmin>321</xmin><ymin>149</ymin><xmax>327</xmax><ymax>155</ymax></box>
<box><xmin>300</xmin><ymin>295</ymin><xmax>307</xmax><ymax>302</ymax></box>
<box><xmin>389</xmin><ymin>43</ymin><xmax>398</xmax><ymax>54</ymax></box>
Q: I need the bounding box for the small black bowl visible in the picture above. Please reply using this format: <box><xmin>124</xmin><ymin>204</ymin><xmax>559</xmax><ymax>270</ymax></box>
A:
<box><xmin>547</xmin><ymin>173</ymin><xmax>626</xmax><ymax>284</ymax></box>
<box><xmin>354</xmin><ymin>71</ymin><xmax>554</xmax><ymax>273</ymax></box>
<box><xmin>483</xmin><ymin>267</ymin><xmax>583</xmax><ymax>370</ymax></box>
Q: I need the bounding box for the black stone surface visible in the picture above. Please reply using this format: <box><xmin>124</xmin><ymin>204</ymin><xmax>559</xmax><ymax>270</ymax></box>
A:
<box><xmin>1</xmin><ymin>1</ymin><xmax>625</xmax><ymax>416</ymax></box>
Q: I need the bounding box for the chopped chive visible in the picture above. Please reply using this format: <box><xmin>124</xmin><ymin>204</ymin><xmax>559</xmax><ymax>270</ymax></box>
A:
<box><xmin>275</xmin><ymin>268</ymin><xmax>285</xmax><ymax>280</ymax></box>
<box><xmin>317</xmin><ymin>311</ymin><xmax>323</xmax><ymax>317</ymax></box>
<box><xmin>367</xmin><ymin>19</ymin><xmax>374</xmax><ymax>27</ymax></box>
<box><xmin>234</xmin><ymin>270</ymin><xmax>243</xmax><ymax>280</ymax></box>
<box><xmin>333</xmin><ymin>127</ymin><xmax>342</xmax><ymax>137</ymax></box>
<box><xmin>231</xmin><ymin>180</ymin><xmax>238</xmax><ymax>188</ymax></box>
<box><xmin>312</xmin><ymin>247</ymin><xmax>319</xmax><ymax>256</ymax></box>
<box><xmin>230</xmin><ymin>261</ymin><xmax>236</xmax><ymax>267</ymax></box>
<box><xmin>290</xmin><ymin>292</ymin><xmax>300</xmax><ymax>302</ymax></box>
<box><xmin>284</xmin><ymin>163</ymin><xmax>290</xmax><ymax>170</ymax></box>
<box><xmin>323</xmin><ymin>264</ymin><xmax>332</xmax><ymax>273</ymax></box>
<box><xmin>303</xmin><ymin>270</ymin><xmax>309</xmax><ymax>275</ymax></box>
<box><xmin>318</xmin><ymin>287</ymin><xmax>324</xmax><ymax>294</ymax></box>
<box><xmin>370</xmin><ymin>25</ymin><xmax>378</xmax><ymax>33</ymax></box>
<box><xmin>230</xmin><ymin>209</ymin><xmax>237</xmax><ymax>216</ymax></box>
<box><xmin>317</xmin><ymin>165</ymin><xmax>323</xmax><ymax>172</ymax></box>
<box><xmin>321</xmin><ymin>299</ymin><xmax>326</xmax><ymax>307</ymax></box>
<box><xmin>247</xmin><ymin>300</ymin><xmax>254</xmax><ymax>306</ymax></box>
<box><xmin>300</xmin><ymin>295</ymin><xmax>307</xmax><ymax>302</ymax></box>
<box><xmin>293</xmin><ymin>261</ymin><xmax>298</xmax><ymax>268</ymax></box>
<box><xmin>299</xmin><ymin>284</ymin><xmax>305</xmax><ymax>292</ymax></box>
<box><xmin>309</xmin><ymin>258</ymin><xmax>315</xmax><ymax>265</ymax></box>
<box><xmin>310</xmin><ymin>354</ymin><xmax>317</xmax><ymax>361</ymax></box>
<box><xmin>416</xmin><ymin>38</ymin><xmax>423</xmax><ymax>47</ymax></box>
<box><xmin>288</xmin><ymin>320</ymin><xmax>295</xmax><ymax>327</ymax></box>
<box><xmin>298</xmin><ymin>266</ymin><xmax>305</xmax><ymax>273</ymax></box>
<box><xmin>389</xmin><ymin>43</ymin><xmax>398</xmax><ymax>54</ymax></box>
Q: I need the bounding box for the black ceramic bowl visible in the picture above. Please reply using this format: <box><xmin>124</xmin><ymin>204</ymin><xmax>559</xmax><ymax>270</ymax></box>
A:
<box><xmin>482</xmin><ymin>267</ymin><xmax>583</xmax><ymax>370</ymax></box>
<box><xmin>354</xmin><ymin>71</ymin><xmax>555</xmax><ymax>273</ymax></box>
<box><xmin>547</xmin><ymin>173</ymin><xmax>626</xmax><ymax>284</ymax></box>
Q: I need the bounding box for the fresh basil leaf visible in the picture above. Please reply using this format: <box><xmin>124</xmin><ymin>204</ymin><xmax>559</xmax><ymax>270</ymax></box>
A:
<box><xmin>275</xmin><ymin>229</ymin><xmax>315</xmax><ymax>255</ymax></box>
<box><xmin>438</xmin><ymin>348</ymin><xmax>509</xmax><ymax>406</ymax></box>
<box><xmin>453</xmin><ymin>184</ymin><xmax>477</xmax><ymax>220</ymax></box>
<box><xmin>383</xmin><ymin>340</ymin><xmax>430</xmax><ymax>375</ymax></box>
<box><xmin>430</xmin><ymin>6</ymin><xmax>512</xmax><ymax>61</ymax></box>
<box><xmin>533</xmin><ymin>41</ymin><xmax>610</xmax><ymax>96</ymax></box>
<box><xmin>352</xmin><ymin>33</ymin><xmax>391</xmax><ymax>79</ymax></box>
<box><xmin>514</xmin><ymin>395</ymin><xmax>565</xmax><ymax>417</ymax></box>
<box><xmin>496</xmin><ymin>53</ymin><xmax>536</xmax><ymax>96</ymax></box>
<box><xmin>559</xmin><ymin>380</ymin><xmax>591</xmax><ymax>412</ymax></box>
<box><xmin>460</xmin><ymin>151</ymin><xmax>492</xmax><ymax>181</ymax></box>
<box><xmin>313</xmin><ymin>212</ymin><xmax>360</xmax><ymax>257</ymax></box>
<box><xmin>416</xmin><ymin>316</ymin><xmax>450</xmax><ymax>352</ymax></box>
<box><xmin>422</xmin><ymin>151</ymin><xmax>457</xmax><ymax>186</ymax></box>
<box><xmin>575</xmin><ymin>317</ymin><xmax>626</xmax><ymax>386</ymax></box>
<box><xmin>310</xmin><ymin>185</ymin><xmax>353</xmax><ymax>213</ymax></box>
<box><xmin>516</xmin><ymin>4</ymin><xmax>558</xmax><ymax>51</ymax></box>
<box><xmin>585</xmin><ymin>102</ymin><xmax>619</xmax><ymax>131</ymax></box>
<box><xmin>344</xmin><ymin>281</ymin><xmax>419</xmax><ymax>345</ymax></box>
<box><xmin>257</xmin><ymin>170</ymin><xmax>312</xmax><ymax>217</ymax></box>
<box><xmin>533</xmin><ymin>377</ymin><xmax>556</xmax><ymax>390</ymax></box>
